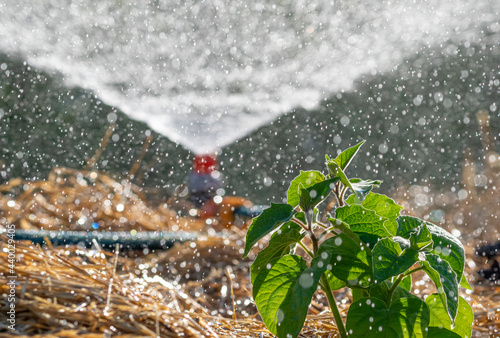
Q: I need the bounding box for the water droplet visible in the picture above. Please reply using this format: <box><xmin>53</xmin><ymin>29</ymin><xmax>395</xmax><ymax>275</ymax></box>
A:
<box><xmin>277</xmin><ymin>309</ymin><xmax>285</xmax><ymax>323</ymax></box>
<box><xmin>299</xmin><ymin>274</ymin><xmax>314</xmax><ymax>289</ymax></box>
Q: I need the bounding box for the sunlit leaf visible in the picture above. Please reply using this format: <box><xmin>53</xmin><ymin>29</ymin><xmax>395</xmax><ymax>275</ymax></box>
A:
<box><xmin>327</xmin><ymin>217</ymin><xmax>365</xmax><ymax>247</ymax></box>
<box><xmin>396</xmin><ymin>216</ymin><xmax>422</xmax><ymax>237</ymax></box>
<box><xmin>346</xmin><ymin>297</ymin><xmax>430</xmax><ymax>337</ymax></box>
<box><xmin>349</xmin><ymin>178</ymin><xmax>383</xmax><ymax>200</ymax></box>
<box><xmin>397</xmin><ymin>216</ymin><xmax>466</xmax><ymax>285</ymax></box>
<box><xmin>346</xmin><ymin>192</ymin><xmax>402</xmax><ymax>235</ymax></box>
<box><xmin>336</xmin><ymin>204</ymin><xmax>392</xmax><ymax>238</ymax></box>
<box><xmin>287</xmin><ymin>171</ymin><xmax>325</xmax><ymax>208</ymax></box>
<box><xmin>251</xmin><ymin>227</ymin><xmax>305</xmax><ymax>283</ymax></box>
<box><xmin>427</xmin><ymin>327</ymin><xmax>461</xmax><ymax>338</ymax></box>
<box><xmin>409</xmin><ymin>223</ymin><xmax>433</xmax><ymax>251</ymax></box>
<box><xmin>253</xmin><ymin>255</ymin><xmax>323</xmax><ymax>338</ymax></box>
<box><xmin>243</xmin><ymin>203</ymin><xmax>295</xmax><ymax>257</ymax></box>
<box><xmin>323</xmin><ymin>270</ymin><xmax>346</xmax><ymax>291</ymax></box>
<box><xmin>372</xmin><ymin>237</ymin><xmax>419</xmax><ymax>284</ymax></box>
<box><xmin>399</xmin><ymin>274</ymin><xmax>412</xmax><ymax>292</ymax></box>
<box><xmin>331</xmin><ymin>140</ymin><xmax>365</xmax><ymax>170</ymax></box>
<box><xmin>270</xmin><ymin>221</ymin><xmax>303</xmax><ymax>238</ymax></box>
<box><xmin>299</xmin><ymin>177</ymin><xmax>339</xmax><ymax>211</ymax></box>
<box><xmin>369</xmin><ymin>280</ymin><xmax>417</xmax><ymax>305</ymax></box>
<box><xmin>326</xmin><ymin>160</ymin><xmax>350</xmax><ymax>185</ymax></box>
<box><xmin>426</xmin><ymin>294</ymin><xmax>473</xmax><ymax>338</ymax></box>
<box><xmin>392</xmin><ymin>236</ymin><xmax>411</xmax><ymax>250</ymax></box>
<box><xmin>298</xmin><ymin>183</ymin><xmax>311</xmax><ymax>212</ymax></box>
<box><xmin>459</xmin><ymin>274</ymin><xmax>473</xmax><ymax>290</ymax></box>
<box><xmin>314</xmin><ymin>233</ymin><xmax>373</xmax><ymax>288</ymax></box>
<box><xmin>422</xmin><ymin>253</ymin><xmax>459</xmax><ymax>324</ymax></box>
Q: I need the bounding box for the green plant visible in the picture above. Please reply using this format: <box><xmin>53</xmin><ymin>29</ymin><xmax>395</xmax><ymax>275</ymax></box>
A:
<box><xmin>243</xmin><ymin>141</ymin><xmax>473</xmax><ymax>338</ymax></box>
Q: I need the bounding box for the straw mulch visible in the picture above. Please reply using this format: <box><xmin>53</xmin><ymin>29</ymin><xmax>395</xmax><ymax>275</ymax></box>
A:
<box><xmin>0</xmin><ymin>167</ymin><xmax>205</xmax><ymax>233</ymax></box>
<box><xmin>0</xmin><ymin>235</ymin><xmax>344</xmax><ymax>337</ymax></box>
<box><xmin>0</xmin><ymin>237</ymin><xmax>256</xmax><ymax>337</ymax></box>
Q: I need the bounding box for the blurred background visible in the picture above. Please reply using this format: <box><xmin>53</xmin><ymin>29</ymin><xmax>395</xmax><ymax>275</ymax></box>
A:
<box><xmin>0</xmin><ymin>0</ymin><xmax>499</xmax><ymax>240</ymax></box>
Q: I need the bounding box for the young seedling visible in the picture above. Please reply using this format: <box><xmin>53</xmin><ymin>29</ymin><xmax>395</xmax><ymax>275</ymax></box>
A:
<box><xmin>243</xmin><ymin>141</ymin><xmax>473</xmax><ymax>338</ymax></box>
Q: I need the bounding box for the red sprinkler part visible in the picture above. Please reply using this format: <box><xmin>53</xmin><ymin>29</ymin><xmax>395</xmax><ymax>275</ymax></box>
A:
<box><xmin>193</xmin><ymin>154</ymin><xmax>218</xmax><ymax>174</ymax></box>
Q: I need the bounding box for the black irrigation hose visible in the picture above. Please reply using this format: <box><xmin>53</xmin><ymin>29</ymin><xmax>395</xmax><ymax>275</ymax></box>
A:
<box><xmin>1</xmin><ymin>206</ymin><xmax>266</xmax><ymax>252</ymax></box>
<box><xmin>476</xmin><ymin>241</ymin><xmax>500</xmax><ymax>281</ymax></box>
<box><xmin>3</xmin><ymin>229</ymin><xmax>197</xmax><ymax>251</ymax></box>
<box><xmin>476</xmin><ymin>241</ymin><xmax>500</xmax><ymax>259</ymax></box>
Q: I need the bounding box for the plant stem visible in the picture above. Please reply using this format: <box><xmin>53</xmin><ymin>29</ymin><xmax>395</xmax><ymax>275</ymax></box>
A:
<box><xmin>351</xmin><ymin>288</ymin><xmax>366</xmax><ymax>302</ymax></box>
<box><xmin>320</xmin><ymin>275</ymin><xmax>347</xmax><ymax>338</ymax></box>
<box><xmin>304</xmin><ymin>204</ymin><xmax>345</xmax><ymax>337</ymax></box>
<box><xmin>387</xmin><ymin>266</ymin><xmax>425</xmax><ymax>304</ymax></box>
<box><xmin>298</xmin><ymin>241</ymin><xmax>314</xmax><ymax>258</ymax></box>
<box><xmin>316</xmin><ymin>221</ymin><xmax>330</xmax><ymax>230</ymax></box>
<box><xmin>404</xmin><ymin>266</ymin><xmax>425</xmax><ymax>276</ymax></box>
<box><xmin>311</xmin><ymin>231</ymin><xmax>319</xmax><ymax>255</ymax></box>
<box><xmin>291</xmin><ymin>217</ymin><xmax>308</xmax><ymax>231</ymax></box>
<box><xmin>333</xmin><ymin>182</ymin><xmax>341</xmax><ymax>202</ymax></box>
<box><xmin>387</xmin><ymin>274</ymin><xmax>404</xmax><ymax>305</ymax></box>
<box><xmin>339</xmin><ymin>185</ymin><xmax>348</xmax><ymax>206</ymax></box>
<box><xmin>317</xmin><ymin>230</ymin><xmax>329</xmax><ymax>242</ymax></box>
<box><xmin>305</xmin><ymin>210</ymin><xmax>319</xmax><ymax>255</ymax></box>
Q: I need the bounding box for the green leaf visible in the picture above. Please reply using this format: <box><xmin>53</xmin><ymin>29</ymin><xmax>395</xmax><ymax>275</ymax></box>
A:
<box><xmin>427</xmin><ymin>223</ymin><xmax>465</xmax><ymax>288</ymax></box>
<box><xmin>294</xmin><ymin>211</ymin><xmax>307</xmax><ymax>225</ymax></box>
<box><xmin>369</xmin><ymin>280</ymin><xmax>417</xmax><ymax>305</ymax></box>
<box><xmin>299</xmin><ymin>177</ymin><xmax>339</xmax><ymax>211</ymax></box>
<box><xmin>346</xmin><ymin>192</ymin><xmax>402</xmax><ymax>235</ymax></box>
<box><xmin>372</xmin><ymin>238</ymin><xmax>419</xmax><ymax>284</ymax></box>
<box><xmin>271</xmin><ymin>221</ymin><xmax>303</xmax><ymax>238</ymax></box>
<box><xmin>287</xmin><ymin>171</ymin><xmax>325</xmax><ymax>208</ymax></box>
<box><xmin>335</xmin><ymin>204</ymin><xmax>393</xmax><ymax>238</ymax></box>
<box><xmin>324</xmin><ymin>270</ymin><xmax>346</xmax><ymax>291</ymax></box>
<box><xmin>327</xmin><ymin>217</ymin><xmax>365</xmax><ymax>248</ymax></box>
<box><xmin>326</xmin><ymin>160</ymin><xmax>350</xmax><ymax>184</ymax></box>
<box><xmin>243</xmin><ymin>203</ymin><xmax>295</xmax><ymax>257</ymax></box>
<box><xmin>409</xmin><ymin>223</ymin><xmax>433</xmax><ymax>251</ymax></box>
<box><xmin>422</xmin><ymin>253</ymin><xmax>459</xmax><ymax>324</ymax></box>
<box><xmin>332</xmin><ymin>140</ymin><xmax>365</xmax><ymax>170</ymax></box>
<box><xmin>426</xmin><ymin>294</ymin><xmax>473</xmax><ymax>338</ymax></box>
<box><xmin>459</xmin><ymin>274</ymin><xmax>473</xmax><ymax>290</ymax></box>
<box><xmin>399</xmin><ymin>275</ymin><xmax>412</xmax><ymax>292</ymax></box>
<box><xmin>397</xmin><ymin>216</ymin><xmax>465</xmax><ymax>287</ymax></box>
<box><xmin>349</xmin><ymin>178</ymin><xmax>383</xmax><ymax>200</ymax></box>
<box><xmin>358</xmin><ymin>233</ymin><xmax>384</xmax><ymax>250</ymax></box>
<box><xmin>393</xmin><ymin>236</ymin><xmax>411</xmax><ymax>250</ymax></box>
<box><xmin>346</xmin><ymin>297</ymin><xmax>430</xmax><ymax>337</ymax></box>
<box><xmin>325</xmin><ymin>161</ymin><xmax>368</xmax><ymax>203</ymax></box>
<box><xmin>251</xmin><ymin>228</ymin><xmax>305</xmax><ymax>283</ymax></box>
<box><xmin>298</xmin><ymin>183</ymin><xmax>311</xmax><ymax>211</ymax></box>
<box><xmin>396</xmin><ymin>215</ymin><xmax>422</xmax><ymax>237</ymax></box>
<box><xmin>427</xmin><ymin>327</ymin><xmax>462</xmax><ymax>338</ymax></box>
<box><xmin>253</xmin><ymin>255</ymin><xmax>323</xmax><ymax>338</ymax></box>
<box><xmin>314</xmin><ymin>233</ymin><xmax>373</xmax><ymax>288</ymax></box>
